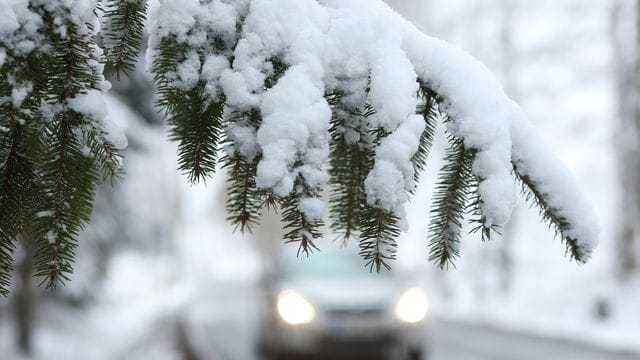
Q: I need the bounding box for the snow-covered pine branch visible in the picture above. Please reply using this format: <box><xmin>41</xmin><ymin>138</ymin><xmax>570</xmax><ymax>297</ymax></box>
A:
<box><xmin>0</xmin><ymin>0</ymin><xmax>126</xmax><ymax>294</ymax></box>
<box><xmin>0</xmin><ymin>0</ymin><xmax>599</xmax><ymax>295</ymax></box>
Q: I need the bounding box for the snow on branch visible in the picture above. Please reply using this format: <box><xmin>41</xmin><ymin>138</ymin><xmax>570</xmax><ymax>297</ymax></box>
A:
<box><xmin>145</xmin><ymin>0</ymin><xmax>599</xmax><ymax>266</ymax></box>
<box><xmin>0</xmin><ymin>0</ymin><xmax>599</xmax><ymax>294</ymax></box>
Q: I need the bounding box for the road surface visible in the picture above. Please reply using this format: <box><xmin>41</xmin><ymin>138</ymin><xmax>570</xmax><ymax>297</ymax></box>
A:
<box><xmin>428</xmin><ymin>320</ymin><xmax>639</xmax><ymax>360</ymax></box>
<box><xmin>186</xmin><ymin>283</ymin><xmax>640</xmax><ymax>360</ymax></box>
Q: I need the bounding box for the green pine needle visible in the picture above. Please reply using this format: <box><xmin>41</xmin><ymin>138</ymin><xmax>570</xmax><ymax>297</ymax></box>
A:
<box><xmin>359</xmin><ymin>204</ymin><xmax>400</xmax><ymax>272</ymax></box>
<box><xmin>412</xmin><ymin>84</ymin><xmax>438</xmax><ymax>186</ymax></box>
<box><xmin>327</xmin><ymin>91</ymin><xmax>373</xmax><ymax>241</ymax></box>
<box><xmin>514</xmin><ymin>165</ymin><xmax>589</xmax><ymax>263</ymax></box>
<box><xmin>0</xmin><ymin>124</ymin><xmax>37</xmax><ymax>295</ymax></box>
<box><xmin>281</xmin><ymin>193</ymin><xmax>323</xmax><ymax>257</ymax></box>
<box><xmin>222</xmin><ymin>113</ymin><xmax>264</xmax><ymax>234</ymax></box>
<box><xmin>103</xmin><ymin>0</ymin><xmax>148</xmax><ymax>79</ymax></box>
<box><xmin>467</xmin><ymin>177</ymin><xmax>502</xmax><ymax>242</ymax></box>
<box><xmin>168</xmin><ymin>90</ymin><xmax>224</xmax><ymax>183</ymax></box>
<box><xmin>428</xmin><ymin>133</ymin><xmax>476</xmax><ymax>269</ymax></box>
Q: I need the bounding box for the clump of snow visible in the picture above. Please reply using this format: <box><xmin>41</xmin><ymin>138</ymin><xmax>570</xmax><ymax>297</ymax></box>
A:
<box><xmin>101</xmin><ymin>114</ymin><xmax>129</xmax><ymax>151</ymax></box>
<box><xmin>201</xmin><ymin>55</ymin><xmax>229</xmax><ymax>100</ymax></box>
<box><xmin>365</xmin><ymin>114</ymin><xmax>425</xmax><ymax>214</ymax></box>
<box><xmin>174</xmin><ymin>51</ymin><xmax>201</xmax><ymax>90</ymax></box>
<box><xmin>10</xmin><ymin>81</ymin><xmax>32</xmax><ymax>108</ymax></box>
<box><xmin>146</xmin><ymin>0</ymin><xmax>249</xmax><ymax>70</ymax></box>
<box><xmin>30</xmin><ymin>0</ymin><xmax>101</xmax><ymax>40</ymax></box>
<box><xmin>0</xmin><ymin>0</ymin><xmax>42</xmax><ymax>56</ymax></box>
<box><xmin>69</xmin><ymin>90</ymin><xmax>128</xmax><ymax>151</ymax></box>
<box><xmin>68</xmin><ymin>90</ymin><xmax>108</xmax><ymax>122</ymax></box>
<box><xmin>255</xmin><ymin>65</ymin><xmax>331</xmax><ymax>198</ymax></box>
<box><xmin>226</xmin><ymin>122</ymin><xmax>259</xmax><ymax>161</ymax></box>
<box><xmin>298</xmin><ymin>197</ymin><xmax>326</xmax><ymax>222</ymax></box>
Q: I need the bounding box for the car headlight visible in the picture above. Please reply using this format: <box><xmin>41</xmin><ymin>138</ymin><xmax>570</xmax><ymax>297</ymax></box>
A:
<box><xmin>395</xmin><ymin>287</ymin><xmax>429</xmax><ymax>323</ymax></box>
<box><xmin>277</xmin><ymin>289</ymin><xmax>315</xmax><ymax>325</ymax></box>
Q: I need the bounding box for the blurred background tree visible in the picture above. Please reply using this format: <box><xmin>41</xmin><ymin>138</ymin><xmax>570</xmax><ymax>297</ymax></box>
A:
<box><xmin>612</xmin><ymin>0</ymin><xmax>640</xmax><ymax>278</ymax></box>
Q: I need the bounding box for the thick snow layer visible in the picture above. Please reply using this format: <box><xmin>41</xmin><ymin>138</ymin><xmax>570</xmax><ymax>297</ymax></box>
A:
<box><xmin>256</xmin><ymin>65</ymin><xmax>331</xmax><ymax>197</ymax></box>
<box><xmin>146</xmin><ymin>0</ymin><xmax>599</xmax><ymax>253</ymax></box>
<box><xmin>0</xmin><ymin>0</ymin><xmax>42</xmax><ymax>56</ymax></box>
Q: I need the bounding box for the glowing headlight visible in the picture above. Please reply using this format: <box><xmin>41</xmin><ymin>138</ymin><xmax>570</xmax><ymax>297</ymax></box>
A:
<box><xmin>277</xmin><ymin>290</ymin><xmax>315</xmax><ymax>325</ymax></box>
<box><xmin>395</xmin><ymin>288</ymin><xmax>429</xmax><ymax>323</ymax></box>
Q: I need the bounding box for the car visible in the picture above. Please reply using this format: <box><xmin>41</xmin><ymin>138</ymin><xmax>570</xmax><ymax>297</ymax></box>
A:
<box><xmin>257</xmin><ymin>243</ymin><xmax>429</xmax><ymax>359</ymax></box>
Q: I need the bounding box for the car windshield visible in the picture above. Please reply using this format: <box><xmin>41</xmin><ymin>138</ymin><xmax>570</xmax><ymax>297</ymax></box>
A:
<box><xmin>279</xmin><ymin>244</ymin><xmax>391</xmax><ymax>279</ymax></box>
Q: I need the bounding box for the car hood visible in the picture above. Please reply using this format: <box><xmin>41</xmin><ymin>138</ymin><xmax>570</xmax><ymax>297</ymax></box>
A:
<box><xmin>278</xmin><ymin>276</ymin><xmax>400</xmax><ymax>309</ymax></box>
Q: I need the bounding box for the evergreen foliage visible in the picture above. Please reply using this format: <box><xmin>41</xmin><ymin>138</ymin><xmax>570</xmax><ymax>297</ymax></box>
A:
<box><xmin>327</xmin><ymin>91</ymin><xmax>373</xmax><ymax>241</ymax></box>
<box><xmin>0</xmin><ymin>0</ymin><xmax>597</xmax><ymax>295</ymax></box>
<box><xmin>103</xmin><ymin>0</ymin><xmax>148</xmax><ymax>79</ymax></box>
<box><xmin>515</xmin><ymin>167</ymin><xmax>588</xmax><ymax>263</ymax></box>
<box><xmin>0</xmin><ymin>45</ymin><xmax>44</xmax><ymax>296</ymax></box>
<box><xmin>222</xmin><ymin>57</ymin><xmax>286</xmax><ymax>234</ymax></box>
<box><xmin>428</xmin><ymin>133</ymin><xmax>476</xmax><ymax>269</ymax></box>
<box><xmin>152</xmin><ymin>37</ymin><xmax>225</xmax><ymax>183</ymax></box>
<box><xmin>281</xmin><ymin>190</ymin><xmax>324</xmax><ymax>256</ymax></box>
<box><xmin>0</xmin><ymin>3</ymin><xmax>127</xmax><ymax>295</ymax></box>
<box><xmin>222</xmin><ymin>108</ymin><xmax>264</xmax><ymax>233</ymax></box>
<box><xmin>359</xmin><ymin>204</ymin><xmax>401</xmax><ymax>272</ymax></box>
<box><xmin>412</xmin><ymin>85</ymin><xmax>438</xmax><ymax>186</ymax></box>
<box><xmin>325</xmin><ymin>91</ymin><xmax>400</xmax><ymax>270</ymax></box>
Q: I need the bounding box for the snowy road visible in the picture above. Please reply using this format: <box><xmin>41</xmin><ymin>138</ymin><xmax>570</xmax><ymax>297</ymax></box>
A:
<box><xmin>187</xmin><ymin>283</ymin><xmax>640</xmax><ymax>360</ymax></box>
<box><xmin>428</xmin><ymin>320</ymin><xmax>639</xmax><ymax>360</ymax></box>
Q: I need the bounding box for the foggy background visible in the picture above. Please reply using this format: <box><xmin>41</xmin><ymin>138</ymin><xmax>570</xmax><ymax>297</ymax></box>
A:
<box><xmin>1</xmin><ymin>0</ymin><xmax>639</xmax><ymax>359</ymax></box>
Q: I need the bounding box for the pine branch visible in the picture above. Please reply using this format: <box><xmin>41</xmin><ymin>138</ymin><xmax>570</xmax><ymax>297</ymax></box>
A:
<box><xmin>467</xmin><ymin>178</ymin><xmax>502</xmax><ymax>242</ymax></box>
<box><xmin>35</xmin><ymin>112</ymin><xmax>98</xmax><ymax>288</ymax></box>
<box><xmin>358</xmin><ymin>125</ymin><xmax>401</xmax><ymax>272</ymax></box>
<box><xmin>168</xmin><ymin>88</ymin><xmax>224</xmax><ymax>183</ymax></box>
<box><xmin>412</xmin><ymin>84</ymin><xmax>438</xmax><ymax>186</ymax></box>
<box><xmin>281</xmin><ymin>192</ymin><xmax>323</xmax><ymax>256</ymax></box>
<box><xmin>222</xmin><ymin>109</ymin><xmax>263</xmax><ymax>233</ymax></box>
<box><xmin>514</xmin><ymin>165</ymin><xmax>589</xmax><ymax>263</ymax></box>
<box><xmin>223</xmin><ymin>154</ymin><xmax>262</xmax><ymax>233</ymax></box>
<box><xmin>153</xmin><ymin>37</ymin><xmax>224</xmax><ymax>183</ymax></box>
<box><xmin>0</xmin><ymin>124</ymin><xmax>23</xmax><ymax>296</ymax></box>
<box><xmin>359</xmin><ymin>204</ymin><xmax>400</xmax><ymax>272</ymax></box>
<box><xmin>327</xmin><ymin>91</ymin><xmax>373</xmax><ymax>241</ymax></box>
<box><xmin>0</xmin><ymin>0</ymin><xmax>601</xmax><ymax>296</ymax></box>
<box><xmin>87</xmin><ymin>129</ymin><xmax>124</xmax><ymax>182</ymax></box>
<box><xmin>103</xmin><ymin>0</ymin><xmax>148</xmax><ymax>79</ymax></box>
<box><xmin>223</xmin><ymin>56</ymin><xmax>288</xmax><ymax>233</ymax></box>
<box><xmin>33</xmin><ymin>18</ymin><xmax>107</xmax><ymax>289</ymax></box>
<box><xmin>428</xmin><ymin>133</ymin><xmax>476</xmax><ymax>269</ymax></box>
<box><xmin>326</xmin><ymin>89</ymin><xmax>401</xmax><ymax>271</ymax></box>
<box><xmin>0</xmin><ymin>116</ymin><xmax>42</xmax><ymax>296</ymax></box>
<box><xmin>0</xmin><ymin>30</ymin><xmax>49</xmax><ymax>296</ymax></box>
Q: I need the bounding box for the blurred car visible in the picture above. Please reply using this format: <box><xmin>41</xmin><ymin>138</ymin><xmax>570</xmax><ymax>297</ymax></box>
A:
<box><xmin>257</xmin><ymin>244</ymin><xmax>428</xmax><ymax>359</ymax></box>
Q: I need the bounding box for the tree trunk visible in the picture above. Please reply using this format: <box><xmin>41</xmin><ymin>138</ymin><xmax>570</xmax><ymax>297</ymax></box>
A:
<box><xmin>15</xmin><ymin>234</ymin><xmax>36</xmax><ymax>354</ymax></box>
<box><xmin>611</xmin><ymin>0</ymin><xmax>640</xmax><ymax>278</ymax></box>
<box><xmin>497</xmin><ymin>0</ymin><xmax>519</xmax><ymax>294</ymax></box>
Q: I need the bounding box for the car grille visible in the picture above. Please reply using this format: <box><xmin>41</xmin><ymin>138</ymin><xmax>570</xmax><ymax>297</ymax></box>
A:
<box><xmin>325</xmin><ymin>307</ymin><xmax>386</xmax><ymax>319</ymax></box>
